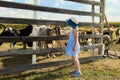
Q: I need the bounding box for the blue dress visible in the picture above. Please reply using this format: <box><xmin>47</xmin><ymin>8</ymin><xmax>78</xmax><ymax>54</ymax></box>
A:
<box><xmin>66</xmin><ymin>30</ymin><xmax>80</xmax><ymax>57</ymax></box>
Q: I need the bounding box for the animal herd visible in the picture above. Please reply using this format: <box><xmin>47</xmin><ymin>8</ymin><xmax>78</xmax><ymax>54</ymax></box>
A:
<box><xmin>79</xmin><ymin>26</ymin><xmax>120</xmax><ymax>44</ymax></box>
<box><xmin>0</xmin><ymin>24</ymin><xmax>120</xmax><ymax>57</ymax></box>
<box><xmin>0</xmin><ymin>24</ymin><xmax>63</xmax><ymax>58</ymax></box>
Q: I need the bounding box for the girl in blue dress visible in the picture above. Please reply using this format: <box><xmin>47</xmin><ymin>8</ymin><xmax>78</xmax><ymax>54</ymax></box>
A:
<box><xmin>66</xmin><ymin>17</ymin><xmax>82</xmax><ymax>77</ymax></box>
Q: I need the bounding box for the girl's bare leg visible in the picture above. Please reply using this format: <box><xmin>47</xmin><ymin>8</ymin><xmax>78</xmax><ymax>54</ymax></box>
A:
<box><xmin>72</xmin><ymin>56</ymin><xmax>80</xmax><ymax>72</ymax></box>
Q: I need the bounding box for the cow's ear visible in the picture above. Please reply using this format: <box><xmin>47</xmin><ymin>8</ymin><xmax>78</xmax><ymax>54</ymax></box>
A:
<box><xmin>4</xmin><ymin>27</ymin><xmax>8</xmax><ymax>31</ymax></box>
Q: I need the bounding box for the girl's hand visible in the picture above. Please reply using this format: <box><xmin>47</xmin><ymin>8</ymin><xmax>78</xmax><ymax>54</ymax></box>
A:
<box><xmin>72</xmin><ymin>46</ymin><xmax>76</xmax><ymax>52</ymax></box>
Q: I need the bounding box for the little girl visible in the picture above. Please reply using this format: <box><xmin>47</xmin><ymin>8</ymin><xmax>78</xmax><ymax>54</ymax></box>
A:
<box><xmin>66</xmin><ymin>17</ymin><xmax>82</xmax><ymax>77</ymax></box>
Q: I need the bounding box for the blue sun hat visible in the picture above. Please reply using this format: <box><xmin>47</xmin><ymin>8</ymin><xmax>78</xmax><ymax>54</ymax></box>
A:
<box><xmin>67</xmin><ymin>17</ymin><xmax>79</xmax><ymax>28</ymax></box>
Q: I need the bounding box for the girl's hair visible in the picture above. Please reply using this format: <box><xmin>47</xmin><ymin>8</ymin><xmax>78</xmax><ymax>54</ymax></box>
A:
<box><xmin>67</xmin><ymin>17</ymin><xmax>79</xmax><ymax>28</ymax></box>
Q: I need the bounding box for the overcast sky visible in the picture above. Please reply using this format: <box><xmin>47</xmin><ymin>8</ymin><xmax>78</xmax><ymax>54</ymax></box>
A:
<box><xmin>0</xmin><ymin>0</ymin><xmax>120</xmax><ymax>22</ymax></box>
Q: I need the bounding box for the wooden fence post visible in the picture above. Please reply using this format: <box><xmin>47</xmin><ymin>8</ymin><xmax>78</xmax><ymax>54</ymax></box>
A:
<box><xmin>98</xmin><ymin>43</ymin><xmax>105</xmax><ymax>55</ymax></box>
<box><xmin>32</xmin><ymin>0</ymin><xmax>38</xmax><ymax>64</ymax></box>
<box><xmin>91</xmin><ymin>4</ymin><xmax>95</xmax><ymax>56</ymax></box>
<box><xmin>98</xmin><ymin>0</ymin><xmax>105</xmax><ymax>55</ymax></box>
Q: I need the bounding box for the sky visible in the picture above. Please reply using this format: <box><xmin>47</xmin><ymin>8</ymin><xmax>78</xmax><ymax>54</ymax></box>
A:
<box><xmin>0</xmin><ymin>0</ymin><xmax>120</xmax><ymax>22</ymax></box>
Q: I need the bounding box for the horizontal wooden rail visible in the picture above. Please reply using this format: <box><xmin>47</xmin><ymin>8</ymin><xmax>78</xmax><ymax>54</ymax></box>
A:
<box><xmin>79</xmin><ymin>34</ymin><xmax>102</xmax><ymax>39</ymax></box>
<box><xmin>0</xmin><ymin>44</ymin><xmax>102</xmax><ymax>57</ymax></box>
<box><xmin>0</xmin><ymin>55</ymin><xmax>104</xmax><ymax>74</ymax></box>
<box><xmin>0</xmin><ymin>1</ymin><xmax>102</xmax><ymax>17</ymax></box>
<box><xmin>0</xmin><ymin>36</ymin><xmax>68</xmax><ymax>42</ymax></box>
<box><xmin>0</xmin><ymin>34</ymin><xmax>102</xmax><ymax>42</ymax></box>
<box><xmin>66</xmin><ymin>0</ymin><xmax>103</xmax><ymax>6</ymax></box>
<box><xmin>0</xmin><ymin>48</ymin><xmax>65</xmax><ymax>57</ymax></box>
<box><xmin>0</xmin><ymin>17</ymin><xmax>102</xmax><ymax>26</ymax></box>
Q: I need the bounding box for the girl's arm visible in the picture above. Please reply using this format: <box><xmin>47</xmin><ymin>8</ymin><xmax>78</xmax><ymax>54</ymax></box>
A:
<box><xmin>73</xmin><ymin>29</ymin><xmax>79</xmax><ymax>51</ymax></box>
<box><xmin>65</xmin><ymin>31</ymin><xmax>70</xmax><ymax>36</ymax></box>
<box><xmin>64</xmin><ymin>27</ymin><xmax>71</xmax><ymax>36</ymax></box>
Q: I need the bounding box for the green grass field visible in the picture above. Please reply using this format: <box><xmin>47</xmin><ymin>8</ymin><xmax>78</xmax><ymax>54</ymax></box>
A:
<box><xmin>0</xmin><ymin>57</ymin><xmax>120</xmax><ymax>80</ymax></box>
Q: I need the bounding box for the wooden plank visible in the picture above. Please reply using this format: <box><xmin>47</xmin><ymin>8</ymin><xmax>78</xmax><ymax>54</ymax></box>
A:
<box><xmin>0</xmin><ymin>1</ymin><xmax>101</xmax><ymax>17</ymax></box>
<box><xmin>108</xmin><ymin>51</ymin><xmax>120</xmax><ymax>56</ymax></box>
<box><xmin>0</xmin><ymin>17</ymin><xmax>102</xmax><ymax>26</ymax></box>
<box><xmin>0</xmin><ymin>36</ymin><xmax>68</xmax><ymax>42</ymax></box>
<box><xmin>0</xmin><ymin>17</ymin><xmax>65</xmax><ymax>25</ymax></box>
<box><xmin>0</xmin><ymin>55</ymin><xmax>104</xmax><ymax>74</ymax></box>
<box><xmin>0</xmin><ymin>44</ymin><xmax>102</xmax><ymax>57</ymax></box>
<box><xmin>80</xmin><ymin>44</ymin><xmax>102</xmax><ymax>50</ymax></box>
<box><xmin>0</xmin><ymin>48</ymin><xmax>65</xmax><ymax>57</ymax></box>
<box><xmin>79</xmin><ymin>34</ymin><xmax>102</xmax><ymax>39</ymax></box>
<box><xmin>66</xmin><ymin>0</ymin><xmax>103</xmax><ymax>6</ymax></box>
<box><xmin>0</xmin><ymin>34</ymin><xmax>102</xmax><ymax>42</ymax></box>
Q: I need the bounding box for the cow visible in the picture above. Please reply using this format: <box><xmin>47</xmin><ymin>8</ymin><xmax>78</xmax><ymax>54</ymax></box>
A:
<box><xmin>0</xmin><ymin>25</ymin><xmax>19</xmax><ymax>48</ymax></box>
<box><xmin>115</xmin><ymin>27</ymin><xmax>120</xmax><ymax>39</ymax></box>
<box><xmin>85</xmin><ymin>28</ymin><xmax>100</xmax><ymax>44</ymax></box>
<box><xmin>79</xmin><ymin>30</ymin><xmax>86</xmax><ymax>43</ymax></box>
<box><xmin>13</xmin><ymin>24</ymin><xmax>33</xmax><ymax>49</ymax></box>
<box><xmin>103</xmin><ymin>30</ymin><xmax>113</xmax><ymax>39</ymax></box>
<box><xmin>28</xmin><ymin>25</ymin><xmax>61</xmax><ymax>58</ymax></box>
<box><xmin>103</xmin><ymin>35</ymin><xmax>111</xmax><ymax>55</ymax></box>
<box><xmin>116</xmin><ymin>27</ymin><xmax>120</xmax><ymax>44</ymax></box>
<box><xmin>0</xmin><ymin>24</ymin><xmax>61</xmax><ymax>58</ymax></box>
<box><xmin>0</xmin><ymin>24</ymin><xmax>33</xmax><ymax>49</ymax></box>
<box><xmin>103</xmin><ymin>26</ymin><xmax>114</xmax><ymax>40</ymax></box>
<box><xmin>118</xmin><ymin>37</ymin><xmax>120</xmax><ymax>44</ymax></box>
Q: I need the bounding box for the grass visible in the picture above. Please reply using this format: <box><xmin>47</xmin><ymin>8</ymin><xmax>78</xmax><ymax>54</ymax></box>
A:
<box><xmin>0</xmin><ymin>57</ymin><xmax>120</xmax><ymax>80</ymax></box>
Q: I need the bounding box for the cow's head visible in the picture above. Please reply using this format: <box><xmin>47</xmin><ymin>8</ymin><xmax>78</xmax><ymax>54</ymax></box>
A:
<box><xmin>0</xmin><ymin>26</ymin><xmax>19</xmax><ymax>46</ymax></box>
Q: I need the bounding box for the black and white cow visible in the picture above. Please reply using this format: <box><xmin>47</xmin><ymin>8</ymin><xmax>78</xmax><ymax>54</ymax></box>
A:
<box><xmin>0</xmin><ymin>25</ymin><xmax>19</xmax><ymax>48</ymax></box>
<box><xmin>0</xmin><ymin>24</ymin><xmax>33</xmax><ymax>49</ymax></box>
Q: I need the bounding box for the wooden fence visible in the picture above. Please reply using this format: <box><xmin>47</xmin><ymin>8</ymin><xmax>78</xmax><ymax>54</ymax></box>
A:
<box><xmin>0</xmin><ymin>0</ymin><xmax>105</xmax><ymax>74</ymax></box>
